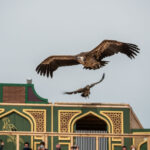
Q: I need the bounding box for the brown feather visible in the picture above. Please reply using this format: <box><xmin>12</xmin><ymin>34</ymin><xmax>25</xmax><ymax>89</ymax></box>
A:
<box><xmin>36</xmin><ymin>40</ymin><xmax>140</xmax><ymax>77</ymax></box>
<box><xmin>89</xmin><ymin>73</ymin><xmax>105</xmax><ymax>88</ymax></box>
<box><xmin>64</xmin><ymin>87</ymin><xmax>84</xmax><ymax>95</ymax></box>
<box><xmin>64</xmin><ymin>73</ymin><xmax>105</xmax><ymax>98</ymax></box>
<box><xmin>88</xmin><ymin>40</ymin><xmax>140</xmax><ymax>60</ymax></box>
<box><xmin>36</xmin><ymin>56</ymin><xmax>79</xmax><ymax>77</ymax></box>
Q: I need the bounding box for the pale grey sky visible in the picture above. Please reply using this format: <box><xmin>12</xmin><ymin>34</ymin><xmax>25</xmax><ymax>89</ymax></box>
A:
<box><xmin>0</xmin><ymin>0</ymin><xmax>150</xmax><ymax>128</ymax></box>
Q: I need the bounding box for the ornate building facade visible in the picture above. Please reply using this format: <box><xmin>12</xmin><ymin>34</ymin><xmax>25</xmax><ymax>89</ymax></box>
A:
<box><xmin>0</xmin><ymin>82</ymin><xmax>149</xmax><ymax>150</ymax></box>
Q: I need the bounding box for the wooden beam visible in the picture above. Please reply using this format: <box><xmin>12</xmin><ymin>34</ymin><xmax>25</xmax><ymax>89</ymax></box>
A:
<box><xmin>54</xmin><ymin>102</ymin><xmax>130</xmax><ymax>108</ymax></box>
<box><xmin>0</xmin><ymin>131</ymin><xmax>149</xmax><ymax>138</ymax></box>
<box><xmin>71</xmin><ymin>136</ymin><xmax>74</xmax><ymax>147</ymax></box>
<box><xmin>96</xmin><ymin>137</ymin><xmax>99</xmax><ymax>150</ymax></box>
<box><xmin>147</xmin><ymin>137</ymin><xmax>150</xmax><ymax>150</ymax></box>
<box><xmin>121</xmin><ymin>137</ymin><xmax>124</xmax><ymax>146</ymax></box>
<box><xmin>16</xmin><ymin>134</ymin><xmax>19</xmax><ymax>150</ymax></box>
<box><xmin>44</xmin><ymin>135</ymin><xmax>48</xmax><ymax>148</ymax></box>
<box><xmin>0</xmin><ymin>103</ymin><xmax>52</xmax><ymax>106</ymax></box>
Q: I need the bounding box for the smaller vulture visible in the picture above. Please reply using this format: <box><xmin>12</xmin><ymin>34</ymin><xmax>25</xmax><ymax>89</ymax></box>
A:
<box><xmin>36</xmin><ymin>40</ymin><xmax>140</xmax><ymax>78</ymax></box>
<box><xmin>64</xmin><ymin>73</ymin><xmax>105</xmax><ymax>98</ymax></box>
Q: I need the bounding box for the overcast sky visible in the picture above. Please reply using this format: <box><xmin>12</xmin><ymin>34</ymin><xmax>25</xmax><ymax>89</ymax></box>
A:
<box><xmin>0</xmin><ymin>0</ymin><xmax>150</xmax><ymax>128</ymax></box>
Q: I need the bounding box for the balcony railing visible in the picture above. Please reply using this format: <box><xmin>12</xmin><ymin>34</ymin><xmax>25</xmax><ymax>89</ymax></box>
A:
<box><xmin>0</xmin><ymin>131</ymin><xmax>149</xmax><ymax>150</ymax></box>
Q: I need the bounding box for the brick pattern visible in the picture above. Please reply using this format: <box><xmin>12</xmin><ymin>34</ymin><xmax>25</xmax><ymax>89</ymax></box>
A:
<box><xmin>3</xmin><ymin>86</ymin><xmax>25</xmax><ymax>103</ymax></box>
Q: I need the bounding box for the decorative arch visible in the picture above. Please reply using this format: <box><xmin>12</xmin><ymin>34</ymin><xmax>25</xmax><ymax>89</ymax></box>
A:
<box><xmin>75</xmin><ymin>113</ymin><xmax>107</xmax><ymax>130</ymax></box>
<box><xmin>0</xmin><ymin>109</ymin><xmax>34</xmax><ymax>148</ymax></box>
<box><xmin>0</xmin><ymin>108</ymin><xmax>5</xmax><ymax>114</ymax></box>
<box><xmin>71</xmin><ymin>111</ymin><xmax>111</xmax><ymax>133</ymax></box>
<box><xmin>70</xmin><ymin>111</ymin><xmax>111</xmax><ymax>150</ymax></box>
<box><xmin>138</xmin><ymin>140</ymin><xmax>147</xmax><ymax>150</ymax></box>
<box><xmin>133</xmin><ymin>132</ymin><xmax>150</xmax><ymax>149</ymax></box>
<box><xmin>0</xmin><ymin>109</ymin><xmax>33</xmax><ymax>131</ymax></box>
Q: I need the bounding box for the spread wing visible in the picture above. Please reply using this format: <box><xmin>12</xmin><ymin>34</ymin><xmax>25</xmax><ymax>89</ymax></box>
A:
<box><xmin>64</xmin><ymin>88</ymin><xmax>84</xmax><ymax>95</ymax></box>
<box><xmin>88</xmin><ymin>40</ymin><xmax>140</xmax><ymax>59</ymax></box>
<box><xmin>36</xmin><ymin>55</ymin><xmax>79</xmax><ymax>78</ymax></box>
<box><xmin>89</xmin><ymin>73</ymin><xmax>105</xmax><ymax>88</ymax></box>
<box><xmin>64</xmin><ymin>74</ymin><xmax>105</xmax><ymax>95</ymax></box>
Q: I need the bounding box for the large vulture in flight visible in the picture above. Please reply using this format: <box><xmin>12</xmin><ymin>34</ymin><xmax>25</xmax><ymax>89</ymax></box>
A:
<box><xmin>64</xmin><ymin>73</ymin><xmax>105</xmax><ymax>98</ymax></box>
<box><xmin>36</xmin><ymin>40</ymin><xmax>140</xmax><ymax>78</ymax></box>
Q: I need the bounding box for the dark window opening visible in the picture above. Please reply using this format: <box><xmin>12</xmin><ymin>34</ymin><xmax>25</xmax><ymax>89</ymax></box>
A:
<box><xmin>76</xmin><ymin>114</ymin><xmax>107</xmax><ymax>131</ymax></box>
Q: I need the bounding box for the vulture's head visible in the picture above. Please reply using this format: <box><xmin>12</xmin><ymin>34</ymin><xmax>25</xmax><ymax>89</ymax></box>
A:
<box><xmin>77</xmin><ymin>56</ymin><xmax>85</xmax><ymax>64</ymax></box>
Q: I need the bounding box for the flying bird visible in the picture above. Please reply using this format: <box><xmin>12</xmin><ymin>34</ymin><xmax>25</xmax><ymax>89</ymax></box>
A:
<box><xmin>64</xmin><ymin>73</ymin><xmax>105</xmax><ymax>98</ymax></box>
<box><xmin>36</xmin><ymin>40</ymin><xmax>140</xmax><ymax>78</ymax></box>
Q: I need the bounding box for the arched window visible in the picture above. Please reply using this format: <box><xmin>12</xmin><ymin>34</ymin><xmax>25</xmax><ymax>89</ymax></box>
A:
<box><xmin>74</xmin><ymin>113</ymin><xmax>108</xmax><ymax>150</ymax></box>
<box><xmin>76</xmin><ymin>114</ymin><xmax>107</xmax><ymax>131</ymax></box>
